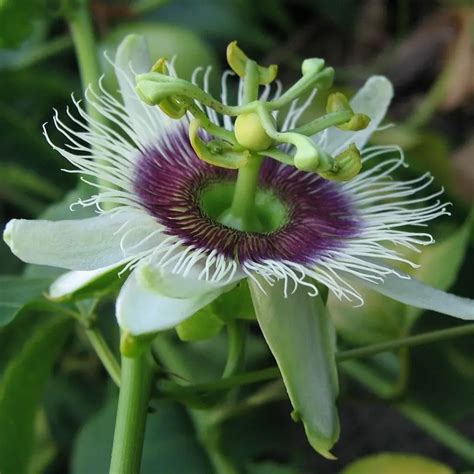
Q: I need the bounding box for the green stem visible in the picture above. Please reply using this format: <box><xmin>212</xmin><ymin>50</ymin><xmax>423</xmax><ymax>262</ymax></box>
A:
<box><xmin>341</xmin><ymin>360</ymin><xmax>474</xmax><ymax>464</ymax></box>
<box><xmin>292</xmin><ymin>110</ymin><xmax>352</xmax><ymax>136</ymax></box>
<box><xmin>227</xmin><ymin>155</ymin><xmax>263</xmax><ymax>231</ymax></box>
<box><xmin>84</xmin><ymin>327</ymin><xmax>121</xmax><ymax>386</ymax></box>
<box><xmin>242</xmin><ymin>60</ymin><xmax>259</xmax><ymax>104</ymax></box>
<box><xmin>158</xmin><ymin>323</ymin><xmax>474</xmax><ymax>396</ymax></box>
<box><xmin>109</xmin><ymin>354</ymin><xmax>152</xmax><ymax>474</ymax></box>
<box><xmin>226</xmin><ymin>60</ymin><xmax>263</xmax><ymax>231</ymax></box>
<box><xmin>67</xmin><ymin>0</ymin><xmax>111</xmax><ymax>195</ymax></box>
<box><xmin>10</xmin><ymin>35</ymin><xmax>72</xmax><ymax>70</ymax></box>
<box><xmin>398</xmin><ymin>402</ymin><xmax>474</xmax><ymax>464</ymax></box>
<box><xmin>336</xmin><ymin>323</ymin><xmax>474</xmax><ymax>362</ymax></box>
<box><xmin>68</xmin><ymin>1</ymin><xmax>101</xmax><ymax>113</ymax></box>
<box><xmin>192</xmin><ymin>411</ymin><xmax>239</xmax><ymax>474</ymax></box>
<box><xmin>388</xmin><ymin>346</ymin><xmax>411</xmax><ymax>399</ymax></box>
<box><xmin>153</xmin><ymin>336</ymin><xmax>240</xmax><ymax>473</ymax></box>
<box><xmin>222</xmin><ymin>320</ymin><xmax>247</xmax><ymax>378</ymax></box>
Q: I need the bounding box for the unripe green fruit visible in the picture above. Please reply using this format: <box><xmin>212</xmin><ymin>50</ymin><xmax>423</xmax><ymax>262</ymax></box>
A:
<box><xmin>234</xmin><ymin>113</ymin><xmax>273</xmax><ymax>151</ymax></box>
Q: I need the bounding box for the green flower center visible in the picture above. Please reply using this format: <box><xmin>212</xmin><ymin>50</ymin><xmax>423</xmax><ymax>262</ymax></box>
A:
<box><xmin>200</xmin><ymin>181</ymin><xmax>288</xmax><ymax>234</ymax></box>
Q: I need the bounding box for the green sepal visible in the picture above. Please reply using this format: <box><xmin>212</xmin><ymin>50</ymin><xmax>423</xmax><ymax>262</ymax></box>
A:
<box><xmin>249</xmin><ymin>278</ymin><xmax>340</xmax><ymax>459</ymax></box>
<box><xmin>226</xmin><ymin>41</ymin><xmax>278</xmax><ymax>85</ymax></box>
<box><xmin>189</xmin><ymin>119</ymin><xmax>249</xmax><ymax>169</ymax></box>
<box><xmin>176</xmin><ymin>305</ymin><xmax>224</xmax><ymax>342</ymax></box>
<box><xmin>120</xmin><ymin>331</ymin><xmax>156</xmax><ymax>358</ymax></box>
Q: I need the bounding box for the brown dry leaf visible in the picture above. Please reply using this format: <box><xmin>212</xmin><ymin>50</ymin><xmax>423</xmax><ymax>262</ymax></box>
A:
<box><xmin>383</xmin><ymin>6</ymin><xmax>474</xmax><ymax>111</ymax></box>
<box><xmin>441</xmin><ymin>8</ymin><xmax>474</xmax><ymax>110</ymax></box>
<box><xmin>384</xmin><ymin>10</ymin><xmax>458</xmax><ymax>87</ymax></box>
<box><xmin>452</xmin><ymin>134</ymin><xmax>474</xmax><ymax>203</ymax></box>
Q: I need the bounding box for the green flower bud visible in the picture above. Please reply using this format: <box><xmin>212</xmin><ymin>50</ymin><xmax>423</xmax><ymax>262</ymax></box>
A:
<box><xmin>234</xmin><ymin>112</ymin><xmax>274</xmax><ymax>151</ymax></box>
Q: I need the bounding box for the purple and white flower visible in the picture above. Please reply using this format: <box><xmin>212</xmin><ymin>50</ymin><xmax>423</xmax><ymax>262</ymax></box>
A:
<box><xmin>4</xmin><ymin>35</ymin><xmax>474</xmax><ymax>337</ymax></box>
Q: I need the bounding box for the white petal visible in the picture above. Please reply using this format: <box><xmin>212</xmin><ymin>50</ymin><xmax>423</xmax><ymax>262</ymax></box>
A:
<box><xmin>114</xmin><ymin>35</ymin><xmax>155</xmax><ymax>143</ymax></box>
<box><xmin>319</xmin><ymin>76</ymin><xmax>394</xmax><ymax>155</ymax></box>
<box><xmin>116</xmin><ymin>269</ymin><xmax>234</xmax><ymax>335</ymax></box>
<box><xmin>136</xmin><ymin>260</ymin><xmax>245</xmax><ymax>299</ymax></box>
<box><xmin>49</xmin><ymin>263</ymin><xmax>121</xmax><ymax>300</ymax></box>
<box><xmin>3</xmin><ymin>210</ymin><xmax>162</xmax><ymax>271</ymax></box>
<box><xmin>358</xmin><ymin>269</ymin><xmax>474</xmax><ymax>320</ymax></box>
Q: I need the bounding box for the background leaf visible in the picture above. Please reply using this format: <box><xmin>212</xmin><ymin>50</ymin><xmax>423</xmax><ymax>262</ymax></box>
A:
<box><xmin>0</xmin><ymin>314</ymin><xmax>72</xmax><ymax>474</ymax></box>
<box><xmin>0</xmin><ymin>276</ymin><xmax>51</xmax><ymax>326</ymax></box>
<box><xmin>71</xmin><ymin>398</ymin><xmax>212</xmax><ymax>474</ymax></box>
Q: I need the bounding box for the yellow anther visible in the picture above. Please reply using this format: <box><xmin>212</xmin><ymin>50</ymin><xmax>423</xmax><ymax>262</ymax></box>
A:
<box><xmin>226</xmin><ymin>41</ymin><xmax>278</xmax><ymax>85</ymax></box>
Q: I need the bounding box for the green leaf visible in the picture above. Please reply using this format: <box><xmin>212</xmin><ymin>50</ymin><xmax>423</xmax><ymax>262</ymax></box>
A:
<box><xmin>329</xmin><ymin>287</ymin><xmax>405</xmax><ymax>345</ymax></box>
<box><xmin>249</xmin><ymin>279</ymin><xmax>339</xmax><ymax>458</ymax></box>
<box><xmin>0</xmin><ymin>276</ymin><xmax>51</xmax><ymax>326</ymax></box>
<box><xmin>0</xmin><ymin>314</ymin><xmax>72</xmax><ymax>474</ymax></box>
<box><xmin>341</xmin><ymin>452</ymin><xmax>453</xmax><ymax>474</ymax></box>
<box><xmin>408</xmin><ymin>316</ymin><xmax>474</xmax><ymax>422</ymax></box>
<box><xmin>0</xmin><ymin>163</ymin><xmax>62</xmax><ymax>215</ymax></box>
<box><xmin>71</xmin><ymin>399</ymin><xmax>212</xmax><ymax>474</ymax></box>
<box><xmin>0</xmin><ymin>163</ymin><xmax>61</xmax><ymax>200</ymax></box>
<box><xmin>176</xmin><ymin>305</ymin><xmax>224</xmax><ymax>341</ymax></box>
<box><xmin>0</xmin><ymin>0</ymin><xmax>51</xmax><ymax>48</ymax></box>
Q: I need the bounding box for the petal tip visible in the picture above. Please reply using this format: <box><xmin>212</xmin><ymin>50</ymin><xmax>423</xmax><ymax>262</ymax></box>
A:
<box><xmin>3</xmin><ymin>219</ymin><xmax>19</xmax><ymax>252</ymax></box>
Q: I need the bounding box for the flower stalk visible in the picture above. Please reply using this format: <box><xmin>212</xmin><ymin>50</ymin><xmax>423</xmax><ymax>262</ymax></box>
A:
<box><xmin>109</xmin><ymin>353</ymin><xmax>153</xmax><ymax>474</ymax></box>
<box><xmin>67</xmin><ymin>0</ymin><xmax>102</xmax><ymax>124</ymax></box>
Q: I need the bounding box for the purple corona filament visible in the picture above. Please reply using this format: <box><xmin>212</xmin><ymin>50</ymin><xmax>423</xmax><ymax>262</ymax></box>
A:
<box><xmin>134</xmin><ymin>127</ymin><xmax>361</xmax><ymax>267</ymax></box>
